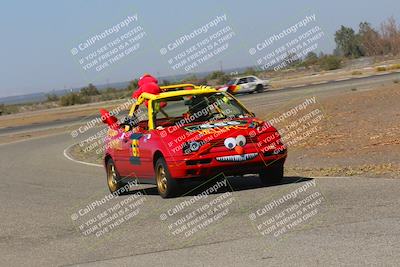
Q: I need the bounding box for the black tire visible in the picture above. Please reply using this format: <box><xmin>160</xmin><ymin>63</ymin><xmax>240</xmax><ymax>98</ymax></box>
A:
<box><xmin>256</xmin><ymin>84</ymin><xmax>264</xmax><ymax>93</ymax></box>
<box><xmin>106</xmin><ymin>158</ymin><xmax>125</xmax><ymax>194</ymax></box>
<box><xmin>259</xmin><ymin>165</ymin><xmax>284</xmax><ymax>185</ymax></box>
<box><xmin>155</xmin><ymin>157</ymin><xmax>178</xmax><ymax>198</ymax></box>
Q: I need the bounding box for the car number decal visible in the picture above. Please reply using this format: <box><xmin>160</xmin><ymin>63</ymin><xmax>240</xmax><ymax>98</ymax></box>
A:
<box><xmin>130</xmin><ymin>133</ymin><xmax>143</xmax><ymax>165</ymax></box>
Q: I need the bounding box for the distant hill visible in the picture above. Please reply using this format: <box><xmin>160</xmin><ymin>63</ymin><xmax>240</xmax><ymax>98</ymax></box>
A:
<box><xmin>0</xmin><ymin>66</ymin><xmax>251</xmax><ymax>105</ymax></box>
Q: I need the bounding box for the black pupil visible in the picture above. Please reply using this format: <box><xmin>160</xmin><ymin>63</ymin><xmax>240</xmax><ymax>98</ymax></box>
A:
<box><xmin>228</xmin><ymin>143</ymin><xmax>234</xmax><ymax>148</ymax></box>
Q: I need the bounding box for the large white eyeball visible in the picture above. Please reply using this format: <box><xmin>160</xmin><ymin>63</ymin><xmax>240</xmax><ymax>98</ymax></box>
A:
<box><xmin>236</xmin><ymin>135</ymin><xmax>246</xmax><ymax>147</ymax></box>
<box><xmin>224</xmin><ymin>137</ymin><xmax>236</xmax><ymax>150</ymax></box>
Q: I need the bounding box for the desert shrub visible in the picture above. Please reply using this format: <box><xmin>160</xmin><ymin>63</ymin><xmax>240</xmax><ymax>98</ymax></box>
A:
<box><xmin>197</xmin><ymin>78</ymin><xmax>209</xmax><ymax>85</ymax></box>
<box><xmin>160</xmin><ymin>80</ymin><xmax>171</xmax><ymax>86</ymax></box>
<box><xmin>319</xmin><ymin>55</ymin><xmax>342</xmax><ymax>70</ymax></box>
<box><xmin>100</xmin><ymin>94</ymin><xmax>114</xmax><ymax>101</ymax></box>
<box><xmin>217</xmin><ymin>74</ymin><xmax>231</xmax><ymax>84</ymax></box>
<box><xmin>80</xmin><ymin>83</ymin><xmax>100</xmax><ymax>96</ymax></box>
<box><xmin>304</xmin><ymin>52</ymin><xmax>319</xmax><ymax>66</ymax></box>
<box><xmin>45</xmin><ymin>93</ymin><xmax>59</xmax><ymax>101</ymax></box>
<box><xmin>0</xmin><ymin>104</ymin><xmax>19</xmax><ymax>115</ymax></box>
<box><xmin>60</xmin><ymin>93</ymin><xmax>88</xmax><ymax>106</ymax></box>
<box><xmin>103</xmin><ymin>87</ymin><xmax>117</xmax><ymax>94</ymax></box>
<box><xmin>243</xmin><ymin>67</ymin><xmax>257</xmax><ymax>76</ymax></box>
<box><xmin>207</xmin><ymin>71</ymin><xmax>225</xmax><ymax>80</ymax></box>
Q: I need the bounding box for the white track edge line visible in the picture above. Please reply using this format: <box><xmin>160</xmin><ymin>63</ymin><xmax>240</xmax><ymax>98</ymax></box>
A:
<box><xmin>63</xmin><ymin>143</ymin><xmax>103</xmax><ymax>168</ymax></box>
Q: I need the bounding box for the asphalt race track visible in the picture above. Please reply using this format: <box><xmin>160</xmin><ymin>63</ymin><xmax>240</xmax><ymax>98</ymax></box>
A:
<box><xmin>1</xmin><ymin>73</ymin><xmax>400</xmax><ymax>266</ymax></box>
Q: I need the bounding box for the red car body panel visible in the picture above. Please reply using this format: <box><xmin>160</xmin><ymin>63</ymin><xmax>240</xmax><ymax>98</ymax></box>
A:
<box><xmin>103</xmin><ymin>116</ymin><xmax>287</xmax><ymax>182</ymax></box>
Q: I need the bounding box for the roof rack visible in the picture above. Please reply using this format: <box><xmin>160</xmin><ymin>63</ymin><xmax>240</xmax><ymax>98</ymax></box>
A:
<box><xmin>159</xmin><ymin>84</ymin><xmax>195</xmax><ymax>92</ymax></box>
<box><xmin>160</xmin><ymin>84</ymin><xmax>217</xmax><ymax>92</ymax></box>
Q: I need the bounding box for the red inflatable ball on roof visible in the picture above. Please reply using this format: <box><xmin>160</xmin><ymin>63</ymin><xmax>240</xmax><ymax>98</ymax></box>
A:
<box><xmin>131</xmin><ymin>73</ymin><xmax>166</xmax><ymax>108</ymax></box>
<box><xmin>132</xmin><ymin>74</ymin><xmax>161</xmax><ymax>99</ymax></box>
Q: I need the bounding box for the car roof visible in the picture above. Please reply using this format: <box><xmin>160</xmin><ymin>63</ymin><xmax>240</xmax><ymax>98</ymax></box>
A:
<box><xmin>235</xmin><ymin>75</ymin><xmax>257</xmax><ymax>79</ymax></box>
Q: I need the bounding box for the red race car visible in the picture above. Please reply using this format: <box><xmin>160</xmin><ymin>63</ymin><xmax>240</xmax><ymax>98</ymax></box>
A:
<box><xmin>102</xmin><ymin>84</ymin><xmax>287</xmax><ymax>198</ymax></box>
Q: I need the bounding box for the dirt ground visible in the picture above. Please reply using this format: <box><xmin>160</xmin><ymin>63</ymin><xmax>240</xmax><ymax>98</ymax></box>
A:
<box><xmin>280</xmin><ymin>83</ymin><xmax>400</xmax><ymax>178</ymax></box>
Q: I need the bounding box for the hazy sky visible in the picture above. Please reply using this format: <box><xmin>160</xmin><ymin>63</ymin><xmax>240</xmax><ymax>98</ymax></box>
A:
<box><xmin>0</xmin><ymin>0</ymin><xmax>399</xmax><ymax>97</ymax></box>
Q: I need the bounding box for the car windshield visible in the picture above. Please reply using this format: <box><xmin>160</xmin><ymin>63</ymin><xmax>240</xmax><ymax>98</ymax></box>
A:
<box><xmin>226</xmin><ymin>79</ymin><xmax>236</xmax><ymax>86</ymax></box>
<box><xmin>152</xmin><ymin>92</ymin><xmax>252</xmax><ymax>128</ymax></box>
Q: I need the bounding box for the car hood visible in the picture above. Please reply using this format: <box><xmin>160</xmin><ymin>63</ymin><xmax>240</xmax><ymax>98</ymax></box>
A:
<box><xmin>154</xmin><ymin>117</ymin><xmax>277</xmax><ymax>143</ymax></box>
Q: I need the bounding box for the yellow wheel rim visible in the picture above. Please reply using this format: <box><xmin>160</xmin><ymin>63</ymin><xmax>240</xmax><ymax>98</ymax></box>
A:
<box><xmin>107</xmin><ymin>164</ymin><xmax>118</xmax><ymax>192</ymax></box>
<box><xmin>156</xmin><ymin>165</ymin><xmax>167</xmax><ymax>193</ymax></box>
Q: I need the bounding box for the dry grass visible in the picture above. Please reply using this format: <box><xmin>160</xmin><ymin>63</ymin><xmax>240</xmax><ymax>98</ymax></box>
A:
<box><xmin>351</xmin><ymin>70</ymin><xmax>363</xmax><ymax>75</ymax></box>
<box><xmin>376</xmin><ymin>66</ymin><xmax>387</xmax><ymax>71</ymax></box>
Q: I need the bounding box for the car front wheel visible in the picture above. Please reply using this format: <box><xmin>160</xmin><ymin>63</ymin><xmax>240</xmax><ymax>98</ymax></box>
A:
<box><xmin>155</xmin><ymin>158</ymin><xmax>178</xmax><ymax>198</ymax></box>
<box><xmin>106</xmin><ymin>158</ymin><xmax>125</xmax><ymax>194</ymax></box>
<box><xmin>256</xmin><ymin>84</ymin><xmax>264</xmax><ymax>93</ymax></box>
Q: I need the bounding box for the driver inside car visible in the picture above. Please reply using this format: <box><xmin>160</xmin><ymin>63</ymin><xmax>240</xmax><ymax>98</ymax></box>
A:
<box><xmin>183</xmin><ymin>95</ymin><xmax>212</xmax><ymax>122</ymax></box>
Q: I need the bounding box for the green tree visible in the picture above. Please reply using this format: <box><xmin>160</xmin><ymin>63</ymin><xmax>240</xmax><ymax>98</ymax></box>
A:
<box><xmin>334</xmin><ymin>25</ymin><xmax>364</xmax><ymax>58</ymax></box>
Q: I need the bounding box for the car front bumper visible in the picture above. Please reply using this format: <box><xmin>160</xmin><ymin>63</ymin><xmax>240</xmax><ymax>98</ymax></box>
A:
<box><xmin>165</xmin><ymin>150</ymin><xmax>287</xmax><ymax>179</ymax></box>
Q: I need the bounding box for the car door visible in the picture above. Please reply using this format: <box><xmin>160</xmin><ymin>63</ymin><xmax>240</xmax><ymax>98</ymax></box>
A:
<box><xmin>246</xmin><ymin>76</ymin><xmax>257</xmax><ymax>91</ymax></box>
<box><xmin>118</xmin><ymin>129</ymin><xmax>152</xmax><ymax>179</ymax></box>
<box><xmin>117</xmin><ymin>106</ymin><xmax>154</xmax><ymax>179</ymax></box>
<box><xmin>237</xmin><ymin>78</ymin><xmax>250</xmax><ymax>93</ymax></box>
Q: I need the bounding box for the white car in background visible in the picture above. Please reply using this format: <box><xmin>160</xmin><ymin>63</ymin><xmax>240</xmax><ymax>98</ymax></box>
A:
<box><xmin>218</xmin><ymin>76</ymin><xmax>270</xmax><ymax>94</ymax></box>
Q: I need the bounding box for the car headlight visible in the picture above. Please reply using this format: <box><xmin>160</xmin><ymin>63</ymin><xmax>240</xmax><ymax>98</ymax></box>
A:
<box><xmin>183</xmin><ymin>141</ymin><xmax>201</xmax><ymax>154</ymax></box>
